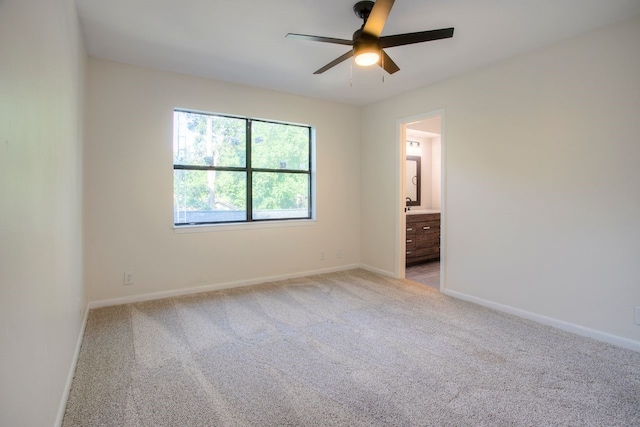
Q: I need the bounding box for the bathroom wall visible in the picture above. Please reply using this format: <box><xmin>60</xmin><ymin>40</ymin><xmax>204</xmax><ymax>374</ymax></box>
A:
<box><xmin>406</xmin><ymin>131</ymin><xmax>432</xmax><ymax>210</ymax></box>
<box><xmin>431</xmin><ymin>137</ymin><xmax>441</xmax><ymax>210</ymax></box>
<box><xmin>406</xmin><ymin>129</ymin><xmax>441</xmax><ymax>211</ymax></box>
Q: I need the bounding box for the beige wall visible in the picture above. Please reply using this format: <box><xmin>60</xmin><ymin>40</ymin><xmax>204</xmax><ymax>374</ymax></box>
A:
<box><xmin>85</xmin><ymin>58</ymin><xmax>361</xmax><ymax>302</ymax></box>
<box><xmin>0</xmin><ymin>0</ymin><xmax>86</xmax><ymax>425</ymax></box>
<box><xmin>361</xmin><ymin>16</ymin><xmax>640</xmax><ymax>343</ymax></box>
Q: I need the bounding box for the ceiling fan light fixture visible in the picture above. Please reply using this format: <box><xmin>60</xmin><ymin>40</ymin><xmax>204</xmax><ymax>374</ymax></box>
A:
<box><xmin>355</xmin><ymin>51</ymin><xmax>380</xmax><ymax>66</ymax></box>
<box><xmin>354</xmin><ymin>42</ymin><xmax>380</xmax><ymax>66</ymax></box>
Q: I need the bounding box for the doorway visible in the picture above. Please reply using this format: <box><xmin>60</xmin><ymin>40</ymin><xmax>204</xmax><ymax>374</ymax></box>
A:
<box><xmin>397</xmin><ymin>111</ymin><xmax>444</xmax><ymax>291</ymax></box>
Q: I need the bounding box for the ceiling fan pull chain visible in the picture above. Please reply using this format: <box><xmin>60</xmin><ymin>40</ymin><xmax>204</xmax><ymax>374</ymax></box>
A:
<box><xmin>350</xmin><ymin>59</ymin><xmax>353</xmax><ymax>87</ymax></box>
<box><xmin>382</xmin><ymin>51</ymin><xmax>385</xmax><ymax>83</ymax></box>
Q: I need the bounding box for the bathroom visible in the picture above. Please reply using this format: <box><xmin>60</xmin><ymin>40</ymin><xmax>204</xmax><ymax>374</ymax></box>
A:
<box><xmin>404</xmin><ymin>115</ymin><xmax>441</xmax><ymax>289</ymax></box>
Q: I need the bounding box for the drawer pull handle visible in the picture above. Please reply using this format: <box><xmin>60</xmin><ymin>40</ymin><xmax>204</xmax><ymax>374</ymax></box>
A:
<box><xmin>406</xmin><ymin>239</ymin><xmax>412</xmax><ymax>243</ymax></box>
<box><xmin>407</xmin><ymin>228</ymin><xmax>413</xmax><ymax>231</ymax></box>
<box><xmin>423</xmin><ymin>226</ymin><xmax>431</xmax><ymax>230</ymax></box>
<box><xmin>406</xmin><ymin>251</ymin><xmax>412</xmax><ymax>255</ymax></box>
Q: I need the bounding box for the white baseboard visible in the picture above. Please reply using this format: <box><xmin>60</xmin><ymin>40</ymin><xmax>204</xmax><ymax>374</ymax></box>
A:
<box><xmin>359</xmin><ymin>263</ymin><xmax>398</xmax><ymax>278</ymax></box>
<box><xmin>442</xmin><ymin>289</ymin><xmax>640</xmax><ymax>353</ymax></box>
<box><xmin>88</xmin><ymin>264</ymin><xmax>360</xmax><ymax>309</ymax></box>
<box><xmin>55</xmin><ymin>304</ymin><xmax>90</xmax><ymax>427</ymax></box>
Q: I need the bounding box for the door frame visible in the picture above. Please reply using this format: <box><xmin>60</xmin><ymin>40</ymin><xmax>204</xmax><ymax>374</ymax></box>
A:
<box><xmin>395</xmin><ymin>109</ymin><xmax>446</xmax><ymax>290</ymax></box>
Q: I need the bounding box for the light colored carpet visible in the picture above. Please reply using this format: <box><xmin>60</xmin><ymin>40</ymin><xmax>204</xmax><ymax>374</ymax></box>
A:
<box><xmin>63</xmin><ymin>269</ymin><xmax>640</xmax><ymax>426</ymax></box>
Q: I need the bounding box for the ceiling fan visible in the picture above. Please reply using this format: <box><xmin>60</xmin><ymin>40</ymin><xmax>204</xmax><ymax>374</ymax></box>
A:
<box><xmin>286</xmin><ymin>0</ymin><xmax>454</xmax><ymax>75</ymax></box>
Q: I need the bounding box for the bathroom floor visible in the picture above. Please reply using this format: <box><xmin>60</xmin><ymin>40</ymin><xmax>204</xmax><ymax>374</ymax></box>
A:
<box><xmin>406</xmin><ymin>260</ymin><xmax>440</xmax><ymax>290</ymax></box>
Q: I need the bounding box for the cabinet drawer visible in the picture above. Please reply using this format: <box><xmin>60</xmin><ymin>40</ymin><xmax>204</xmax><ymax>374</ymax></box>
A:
<box><xmin>406</xmin><ymin>248</ymin><xmax>419</xmax><ymax>259</ymax></box>
<box><xmin>406</xmin><ymin>213</ymin><xmax>440</xmax><ymax>222</ymax></box>
<box><xmin>405</xmin><ymin>238</ymin><xmax>416</xmax><ymax>251</ymax></box>
<box><xmin>414</xmin><ymin>221</ymin><xmax>439</xmax><ymax>232</ymax></box>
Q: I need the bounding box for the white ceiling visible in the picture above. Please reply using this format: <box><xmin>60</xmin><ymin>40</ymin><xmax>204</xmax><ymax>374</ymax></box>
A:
<box><xmin>75</xmin><ymin>0</ymin><xmax>640</xmax><ymax>106</ymax></box>
<box><xmin>407</xmin><ymin>116</ymin><xmax>440</xmax><ymax>135</ymax></box>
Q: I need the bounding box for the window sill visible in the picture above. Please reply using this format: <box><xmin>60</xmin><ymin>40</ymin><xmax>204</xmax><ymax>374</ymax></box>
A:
<box><xmin>173</xmin><ymin>218</ymin><xmax>317</xmax><ymax>234</ymax></box>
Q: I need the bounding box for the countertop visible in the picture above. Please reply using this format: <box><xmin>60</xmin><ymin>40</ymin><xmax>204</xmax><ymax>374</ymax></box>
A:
<box><xmin>407</xmin><ymin>209</ymin><xmax>440</xmax><ymax>215</ymax></box>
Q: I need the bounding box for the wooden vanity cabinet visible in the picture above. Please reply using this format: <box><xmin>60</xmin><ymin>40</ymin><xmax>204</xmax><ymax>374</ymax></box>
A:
<box><xmin>406</xmin><ymin>213</ymin><xmax>440</xmax><ymax>264</ymax></box>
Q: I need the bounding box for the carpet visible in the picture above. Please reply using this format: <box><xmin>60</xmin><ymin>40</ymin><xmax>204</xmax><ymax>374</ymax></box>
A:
<box><xmin>63</xmin><ymin>269</ymin><xmax>640</xmax><ymax>426</ymax></box>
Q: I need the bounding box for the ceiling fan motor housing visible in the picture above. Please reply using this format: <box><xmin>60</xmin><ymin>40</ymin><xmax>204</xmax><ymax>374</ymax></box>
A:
<box><xmin>353</xmin><ymin>28</ymin><xmax>381</xmax><ymax>58</ymax></box>
<box><xmin>353</xmin><ymin>28</ymin><xmax>380</xmax><ymax>47</ymax></box>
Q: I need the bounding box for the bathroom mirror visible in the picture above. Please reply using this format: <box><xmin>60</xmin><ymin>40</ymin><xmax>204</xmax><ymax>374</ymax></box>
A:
<box><xmin>406</xmin><ymin>155</ymin><xmax>421</xmax><ymax>206</ymax></box>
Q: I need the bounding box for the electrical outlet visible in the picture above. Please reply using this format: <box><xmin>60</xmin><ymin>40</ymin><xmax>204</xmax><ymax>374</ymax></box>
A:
<box><xmin>124</xmin><ymin>272</ymin><xmax>134</xmax><ymax>285</ymax></box>
<box><xmin>320</xmin><ymin>251</ymin><xmax>326</xmax><ymax>261</ymax></box>
<box><xmin>336</xmin><ymin>249</ymin><xmax>343</xmax><ymax>259</ymax></box>
<box><xmin>635</xmin><ymin>306</ymin><xmax>640</xmax><ymax>325</ymax></box>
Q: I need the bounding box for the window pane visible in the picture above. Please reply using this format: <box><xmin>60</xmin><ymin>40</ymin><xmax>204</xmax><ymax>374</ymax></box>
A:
<box><xmin>252</xmin><ymin>172</ymin><xmax>309</xmax><ymax>220</ymax></box>
<box><xmin>173</xmin><ymin>111</ymin><xmax>246</xmax><ymax>167</ymax></box>
<box><xmin>251</xmin><ymin>121</ymin><xmax>309</xmax><ymax>171</ymax></box>
<box><xmin>174</xmin><ymin>170</ymin><xmax>246</xmax><ymax>223</ymax></box>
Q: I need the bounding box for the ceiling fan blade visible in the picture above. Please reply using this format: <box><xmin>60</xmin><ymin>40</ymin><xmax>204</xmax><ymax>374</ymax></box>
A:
<box><xmin>286</xmin><ymin>33</ymin><xmax>353</xmax><ymax>46</ymax></box>
<box><xmin>362</xmin><ymin>0</ymin><xmax>395</xmax><ymax>38</ymax></box>
<box><xmin>379</xmin><ymin>50</ymin><xmax>400</xmax><ymax>74</ymax></box>
<box><xmin>313</xmin><ymin>51</ymin><xmax>354</xmax><ymax>74</ymax></box>
<box><xmin>380</xmin><ymin>28</ymin><xmax>454</xmax><ymax>48</ymax></box>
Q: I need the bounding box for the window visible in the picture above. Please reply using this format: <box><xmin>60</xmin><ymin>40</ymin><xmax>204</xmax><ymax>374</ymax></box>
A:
<box><xmin>173</xmin><ymin>110</ymin><xmax>312</xmax><ymax>225</ymax></box>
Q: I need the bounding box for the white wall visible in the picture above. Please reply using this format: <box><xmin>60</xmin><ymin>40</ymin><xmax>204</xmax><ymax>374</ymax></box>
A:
<box><xmin>361</xmin><ymin>16</ymin><xmax>640</xmax><ymax>344</ymax></box>
<box><xmin>85</xmin><ymin>58</ymin><xmax>361</xmax><ymax>302</ymax></box>
<box><xmin>0</xmin><ymin>0</ymin><xmax>86</xmax><ymax>425</ymax></box>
